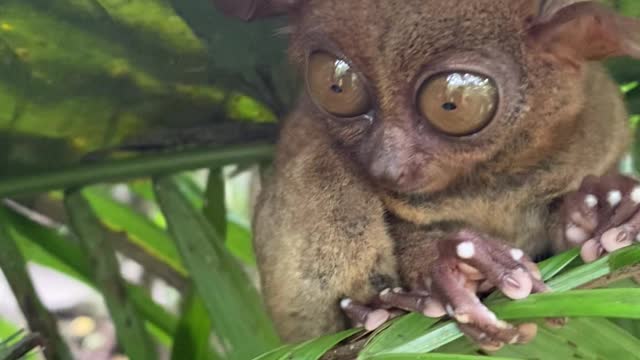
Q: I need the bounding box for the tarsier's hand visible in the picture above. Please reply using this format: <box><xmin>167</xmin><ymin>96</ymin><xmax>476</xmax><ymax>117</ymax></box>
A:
<box><xmin>341</xmin><ymin>230</ymin><xmax>545</xmax><ymax>351</ymax></box>
<box><xmin>563</xmin><ymin>174</ymin><xmax>640</xmax><ymax>262</ymax></box>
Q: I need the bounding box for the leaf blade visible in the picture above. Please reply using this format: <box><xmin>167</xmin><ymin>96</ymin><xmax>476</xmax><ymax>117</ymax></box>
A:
<box><xmin>154</xmin><ymin>176</ymin><xmax>279</xmax><ymax>359</ymax></box>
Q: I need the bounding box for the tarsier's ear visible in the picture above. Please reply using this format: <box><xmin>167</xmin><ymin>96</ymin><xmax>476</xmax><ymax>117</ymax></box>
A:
<box><xmin>529</xmin><ymin>1</ymin><xmax>640</xmax><ymax>64</ymax></box>
<box><xmin>211</xmin><ymin>0</ymin><xmax>301</xmax><ymax>21</ymax></box>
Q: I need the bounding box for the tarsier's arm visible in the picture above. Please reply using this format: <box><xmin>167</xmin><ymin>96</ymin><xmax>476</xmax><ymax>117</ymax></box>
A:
<box><xmin>252</xmin><ymin>106</ymin><xmax>400</xmax><ymax>342</ymax></box>
<box><xmin>213</xmin><ymin>0</ymin><xmax>640</xmax><ymax>351</ymax></box>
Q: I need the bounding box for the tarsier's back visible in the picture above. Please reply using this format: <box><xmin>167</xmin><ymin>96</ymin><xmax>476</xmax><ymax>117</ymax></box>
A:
<box><xmin>215</xmin><ymin>0</ymin><xmax>639</xmax><ymax>351</ymax></box>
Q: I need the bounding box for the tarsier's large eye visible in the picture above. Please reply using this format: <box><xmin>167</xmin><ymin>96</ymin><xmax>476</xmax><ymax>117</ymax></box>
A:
<box><xmin>307</xmin><ymin>52</ymin><xmax>371</xmax><ymax>117</ymax></box>
<box><xmin>417</xmin><ymin>72</ymin><xmax>498</xmax><ymax>136</ymax></box>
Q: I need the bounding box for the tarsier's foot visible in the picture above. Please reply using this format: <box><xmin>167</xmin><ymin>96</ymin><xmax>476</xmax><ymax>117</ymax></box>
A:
<box><xmin>564</xmin><ymin>174</ymin><xmax>640</xmax><ymax>262</ymax></box>
<box><xmin>341</xmin><ymin>229</ymin><xmax>545</xmax><ymax>350</ymax></box>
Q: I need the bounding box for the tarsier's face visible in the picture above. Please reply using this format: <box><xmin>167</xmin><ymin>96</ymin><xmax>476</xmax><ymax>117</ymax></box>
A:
<box><xmin>213</xmin><ymin>0</ymin><xmax>637</xmax><ymax>196</ymax></box>
<box><xmin>290</xmin><ymin>0</ymin><xmax>588</xmax><ymax>195</ymax></box>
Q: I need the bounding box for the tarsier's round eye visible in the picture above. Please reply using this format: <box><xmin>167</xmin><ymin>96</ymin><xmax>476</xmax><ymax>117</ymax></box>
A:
<box><xmin>307</xmin><ymin>52</ymin><xmax>371</xmax><ymax>117</ymax></box>
<box><xmin>417</xmin><ymin>72</ymin><xmax>498</xmax><ymax>136</ymax></box>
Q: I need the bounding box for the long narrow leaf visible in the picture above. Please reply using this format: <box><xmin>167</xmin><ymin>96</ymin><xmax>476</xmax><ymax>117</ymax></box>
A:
<box><xmin>493</xmin><ymin>289</ymin><xmax>640</xmax><ymax>319</ymax></box>
<box><xmin>154</xmin><ymin>176</ymin><xmax>279</xmax><ymax>359</ymax></box>
<box><xmin>83</xmin><ymin>188</ymin><xmax>186</xmax><ymax>275</ymax></box>
<box><xmin>369</xmin><ymin>355</ymin><xmax>519</xmax><ymax>360</ymax></box>
<box><xmin>358</xmin><ymin>314</ymin><xmax>440</xmax><ymax>359</ymax></box>
<box><xmin>0</xmin><ymin>218</ymin><xmax>72</xmax><ymax>360</ymax></box>
<box><xmin>2</xmin><ymin>206</ymin><xmax>177</xmax><ymax>338</ymax></box>
<box><xmin>0</xmin><ymin>145</ymin><xmax>274</xmax><ymax>198</ymax></box>
<box><xmin>65</xmin><ymin>191</ymin><xmax>156</xmax><ymax>360</ymax></box>
<box><xmin>287</xmin><ymin>329</ymin><xmax>362</xmax><ymax>360</ymax></box>
<box><xmin>496</xmin><ymin>318</ymin><xmax>640</xmax><ymax>360</ymax></box>
<box><xmin>203</xmin><ymin>169</ymin><xmax>227</xmax><ymax>240</ymax></box>
<box><xmin>170</xmin><ymin>289</ymin><xmax>218</xmax><ymax>360</ymax></box>
<box><xmin>252</xmin><ymin>345</ymin><xmax>296</xmax><ymax>360</ymax></box>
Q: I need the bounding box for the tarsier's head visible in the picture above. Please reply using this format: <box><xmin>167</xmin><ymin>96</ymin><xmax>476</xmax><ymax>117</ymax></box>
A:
<box><xmin>215</xmin><ymin>0</ymin><xmax>640</xmax><ymax>195</ymax></box>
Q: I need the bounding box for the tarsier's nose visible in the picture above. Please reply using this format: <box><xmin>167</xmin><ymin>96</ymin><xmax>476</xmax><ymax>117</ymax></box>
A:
<box><xmin>368</xmin><ymin>126</ymin><xmax>422</xmax><ymax>192</ymax></box>
<box><xmin>369</xmin><ymin>153</ymin><xmax>420</xmax><ymax>192</ymax></box>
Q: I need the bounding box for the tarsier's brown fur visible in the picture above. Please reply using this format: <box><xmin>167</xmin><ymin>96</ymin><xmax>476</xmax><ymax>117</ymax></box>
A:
<box><xmin>230</xmin><ymin>0</ymin><xmax>636</xmax><ymax>343</ymax></box>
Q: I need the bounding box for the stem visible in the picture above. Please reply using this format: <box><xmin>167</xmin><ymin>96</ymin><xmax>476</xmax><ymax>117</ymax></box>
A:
<box><xmin>0</xmin><ymin>144</ymin><xmax>274</xmax><ymax>197</ymax></box>
<box><xmin>0</xmin><ymin>220</ymin><xmax>72</xmax><ymax>360</ymax></box>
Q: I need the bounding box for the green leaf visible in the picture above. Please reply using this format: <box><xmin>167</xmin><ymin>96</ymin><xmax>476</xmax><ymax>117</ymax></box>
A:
<box><xmin>537</xmin><ymin>248</ymin><xmax>580</xmax><ymax>281</ymax></box>
<box><xmin>203</xmin><ymin>169</ymin><xmax>228</xmax><ymax>240</ymax></box>
<box><xmin>368</xmin><ymin>355</ymin><xmax>519</xmax><ymax>360</ymax></box>
<box><xmin>178</xmin><ymin>172</ymin><xmax>257</xmax><ymax>265</ymax></box>
<box><xmin>0</xmin><ymin>144</ymin><xmax>274</xmax><ymax>197</ymax></box>
<box><xmin>492</xmin><ymin>289</ymin><xmax>640</xmax><ymax>319</ymax></box>
<box><xmin>83</xmin><ymin>187</ymin><xmax>186</xmax><ymax>276</ymax></box>
<box><xmin>547</xmin><ymin>245</ymin><xmax>640</xmax><ymax>292</ymax></box>
<box><xmin>359</xmin><ymin>314</ymin><xmax>441</xmax><ymax>359</ymax></box>
<box><xmin>170</xmin><ymin>289</ymin><xmax>218</xmax><ymax>360</ymax></box>
<box><xmin>65</xmin><ymin>190</ymin><xmax>157</xmax><ymax>360</ymax></box>
<box><xmin>251</xmin><ymin>345</ymin><xmax>296</xmax><ymax>360</ymax></box>
<box><xmin>0</xmin><ymin>320</ymin><xmax>20</xmax><ymax>343</ymax></box>
<box><xmin>495</xmin><ymin>318</ymin><xmax>640</xmax><ymax>360</ymax></box>
<box><xmin>227</xmin><ymin>219</ymin><xmax>256</xmax><ymax>265</ymax></box>
<box><xmin>287</xmin><ymin>329</ymin><xmax>362</xmax><ymax>360</ymax></box>
<box><xmin>2</xmin><ymin>206</ymin><xmax>177</xmax><ymax>338</ymax></box>
<box><xmin>154</xmin><ymin>176</ymin><xmax>280</xmax><ymax>359</ymax></box>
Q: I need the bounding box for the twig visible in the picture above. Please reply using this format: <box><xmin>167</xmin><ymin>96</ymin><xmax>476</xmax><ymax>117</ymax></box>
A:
<box><xmin>3</xmin><ymin>333</ymin><xmax>45</xmax><ymax>360</ymax></box>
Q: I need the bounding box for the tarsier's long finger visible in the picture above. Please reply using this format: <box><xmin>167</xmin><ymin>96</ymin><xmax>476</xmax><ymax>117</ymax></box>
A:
<box><xmin>598</xmin><ymin>208</ymin><xmax>640</xmax><ymax>252</ymax></box>
<box><xmin>340</xmin><ymin>298</ymin><xmax>390</xmax><ymax>331</ymax></box>
<box><xmin>564</xmin><ymin>191</ymin><xmax>599</xmax><ymax>243</ymax></box>
<box><xmin>440</xmin><ymin>230</ymin><xmax>534</xmax><ymax>300</ymax></box>
<box><xmin>592</xmin><ymin>178</ymin><xmax>640</xmax><ymax>237</ymax></box>
<box><xmin>378</xmin><ymin>288</ymin><xmax>446</xmax><ymax>317</ymax></box>
<box><xmin>430</xmin><ymin>256</ymin><xmax>521</xmax><ymax>344</ymax></box>
<box><xmin>563</xmin><ymin>176</ymin><xmax>601</xmax><ymax>243</ymax></box>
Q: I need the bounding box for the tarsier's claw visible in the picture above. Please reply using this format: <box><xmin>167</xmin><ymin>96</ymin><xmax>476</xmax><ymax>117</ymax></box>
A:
<box><xmin>564</xmin><ymin>174</ymin><xmax>640</xmax><ymax>262</ymax></box>
<box><xmin>340</xmin><ymin>298</ymin><xmax>390</xmax><ymax>331</ymax></box>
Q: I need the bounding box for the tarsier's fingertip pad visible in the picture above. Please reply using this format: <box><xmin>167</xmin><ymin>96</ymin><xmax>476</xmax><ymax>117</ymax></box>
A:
<box><xmin>600</xmin><ymin>227</ymin><xmax>634</xmax><ymax>253</ymax></box>
<box><xmin>565</xmin><ymin>223</ymin><xmax>589</xmax><ymax>244</ymax></box>
<box><xmin>580</xmin><ymin>239</ymin><xmax>602</xmax><ymax>263</ymax></box>
<box><xmin>501</xmin><ymin>269</ymin><xmax>533</xmax><ymax>300</ymax></box>
<box><xmin>364</xmin><ymin>309</ymin><xmax>390</xmax><ymax>331</ymax></box>
<box><xmin>516</xmin><ymin>323</ymin><xmax>538</xmax><ymax>344</ymax></box>
<box><xmin>423</xmin><ymin>301</ymin><xmax>447</xmax><ymax>318</ymax></box>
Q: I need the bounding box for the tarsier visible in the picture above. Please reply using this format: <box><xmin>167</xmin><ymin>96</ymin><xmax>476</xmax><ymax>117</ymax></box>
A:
<box><xmin>213</xmin><ymin>0</ymin><xmax>640</xmax><ymax>351</ymax></box>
